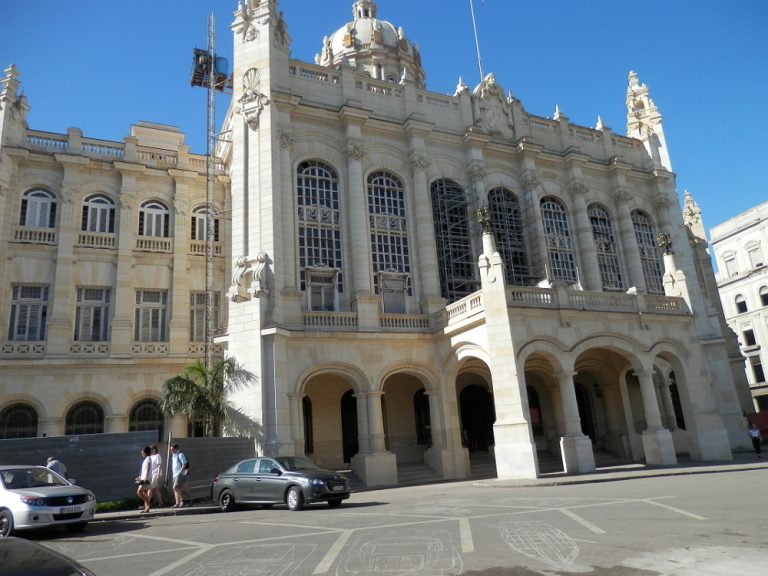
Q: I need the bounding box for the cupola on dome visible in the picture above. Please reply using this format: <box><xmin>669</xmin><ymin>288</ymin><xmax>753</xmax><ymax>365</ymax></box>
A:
<box><xmin>315</xmin><ymin>0</ymin><xmax>426</xmax><ymax>87</ymax></box>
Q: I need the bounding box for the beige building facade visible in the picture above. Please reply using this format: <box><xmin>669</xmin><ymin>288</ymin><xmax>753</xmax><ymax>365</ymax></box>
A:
<box><xmin>710</xmin><ymin>201</ymin><xmax>768</xmax><ymax>410</ymax></box>
<box><xmin>0</xmin><ymin>0</ymin><xmax>753</xmax><ymax>486</ymax></box>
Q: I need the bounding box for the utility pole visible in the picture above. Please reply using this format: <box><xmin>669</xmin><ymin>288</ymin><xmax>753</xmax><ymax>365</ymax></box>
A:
<box><xmin>190</xmin><ymin>14</ymin><xmax>230</xmax><ymax>372</ymax></box>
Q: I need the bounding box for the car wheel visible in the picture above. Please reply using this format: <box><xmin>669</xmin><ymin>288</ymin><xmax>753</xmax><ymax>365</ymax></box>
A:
<box><xmin>0</xmin><ymin>509</ymin><xmax>14</xmax><ymax>538</ymax></box>
<box><xmin>65</xmin><ymin>522</ymin><xmax>88</xmax><ymax>533</ymax></box>
<box><xmin>219</xmin><ymin>490</ymin><xmax>236</xmax><ymax>513</ymax></box>
<box><xmin>328</xmin><ymin>499</ymin><xmax>343</xmax><ymax>508</ymax></box>
<box><xmin>286</xmin><ymin>486</ymin><xmax>304</xmax><ymax>511</ymax></box>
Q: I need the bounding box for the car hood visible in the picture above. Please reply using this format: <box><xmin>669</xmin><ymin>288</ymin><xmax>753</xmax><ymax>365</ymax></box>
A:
<box><xmin>8</xmin><ymin>485</ymin><xmax>91</xmax><ymax>498</ymax></box>
<box><xmin>288</xmin><ymin>469</ymin><xmax>346</xmax><ymax>481</ymax></box>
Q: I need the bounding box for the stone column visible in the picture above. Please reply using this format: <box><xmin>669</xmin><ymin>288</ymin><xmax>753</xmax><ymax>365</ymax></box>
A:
<box><xmin>636</xmin><ymin>370</ymin><xmax>677</xmax><ymax>465</ymax></box>
<box><xmin>168</xmin><ymin>179</ymin><xmax>192</xmax><ymax>355</ymax></box>
<box><xmin>409</xmin><ymin>153</ymin><xmax>443</xmax><ymax>312</ymax></box>
<box><xmin>288</xmin><ymin>393</ymin><xmax>304</xmax><ymax>456</ymax></box>
<box><xmin>350</xmin><ymin>391</ymin><xmax>397</xmax><ymax>487</ymax></box>
<box><xmin>555</xmin><ymin>371</ymin><xmax>596</xmax><ymax>473</ymax></box>
<box><xmin>522</xmin><ymin>170</ymin><xmax>549</xmax><ymax>280</ymax></box>
<box><xmin>345</xmin><ymin>140</ymin><xmax>378</xmax><ymax>327</ymax></box>
<box><xmin>424</xmin><ymin>383</ymin><xmax>471</xmax><ymax>480</ymax></box>
<box><xmin>46</xmin><ymin>156</ymin><xmax>88</xmax><ymax>353</ymax></box>
<box><xmin>111</xmin><ymin>164</ymin><xmax>145</xmax><ymax>355</ymax></box>
<box><xmin>614</xmin><ymin>188</ymin><xmax>646</xmax><ymax>291</ymax></box>
<box><xmin>355</xmin><ymin>392</ymin><xmax>370</xmax><ymax>455</ymax></box>
<box><xmin>569</xmin><ymin>181</ymin><xmax>601</xmax><ymax>290</ymax></box>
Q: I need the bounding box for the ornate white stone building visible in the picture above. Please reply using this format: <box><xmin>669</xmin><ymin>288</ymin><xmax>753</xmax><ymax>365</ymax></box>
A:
<box><xmin>0</xmin><ymin>0</ymin><xmax>753</xmax><ymax>485</ymax></box>
<box><xmin>710</xmin><ymin>201</ymin><xmax>768</xmax><ymax>411</ymax></box>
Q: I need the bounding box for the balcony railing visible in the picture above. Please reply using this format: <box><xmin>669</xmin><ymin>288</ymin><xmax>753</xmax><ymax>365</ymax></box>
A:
<box><xmin>77</xmin><ymin>232</ymin><xmax>116</xmax><ymax>249</ymax></box>
<box><xmin>135</xmin><ymin>237</ymin><xmax>173</xmax><ymax>252</ymax></box>
<box><xmin>12</xmin><ymin>226</ymin><xmax>57</xmax><ymax>245</ymax></box>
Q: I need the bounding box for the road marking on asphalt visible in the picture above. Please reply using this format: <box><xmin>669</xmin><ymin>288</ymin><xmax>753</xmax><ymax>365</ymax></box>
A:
<box><xmin>313</xmin><ymin>529</ymin><xmax>353</xmax><ymax>574</ymax></box>
<box><xmin>147</xmin><ymin>544</ymin><xmax>213</xmax><ymax>576</ymax></box>
<box><xmin>459</xmin><ymin>517</ymin><xmax>475</xmax><ymax>553</ymax></box>
<box><xmin>641</xmin><ymin>498</ymin><xmax>707</xmax><ymax>520</ymax></box>
<box><xmin>78</xmin><ymin>546</ymin><xmax>201</xmax><ymax>563</ymax></box>
<box><xmin>559</xmin><ymin>508</ymin><xmax>606</xmax><ymax>534</ymax></box>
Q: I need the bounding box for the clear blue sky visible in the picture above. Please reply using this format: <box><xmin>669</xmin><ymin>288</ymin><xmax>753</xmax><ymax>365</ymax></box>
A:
<box><xmin>2</xmin><ymin>1</ymin><xmax>766</xmax><ymax>235</ymax></box>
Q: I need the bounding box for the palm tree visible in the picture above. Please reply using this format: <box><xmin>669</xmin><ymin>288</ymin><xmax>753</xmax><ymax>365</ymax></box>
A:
<box><xmin>160</xmin><ymin>357</ymin><xmax>255</xmax><ymax>437</ymax></box>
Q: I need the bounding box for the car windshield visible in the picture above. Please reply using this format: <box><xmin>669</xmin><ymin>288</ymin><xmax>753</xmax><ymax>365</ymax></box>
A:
<box><xmin>1</xmin><ymin>467</ymin><xmax>70</xmax><ymax>489</ymax></box>
<box><xmin>275</xmin><ymin>457</ymin><xmax>320</xmax><ymax>471</ymax></box>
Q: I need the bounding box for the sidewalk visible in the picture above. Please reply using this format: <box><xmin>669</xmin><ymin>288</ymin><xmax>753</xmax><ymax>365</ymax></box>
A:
<box><xmin>94</xmin><ymin>452</ymin><xmax>767</xmax><ymax>522</ymax></box>
<box><xmin>476</xmin><ymin>450</ymin><xmax>768</xmax><ymax>488</ymax></box>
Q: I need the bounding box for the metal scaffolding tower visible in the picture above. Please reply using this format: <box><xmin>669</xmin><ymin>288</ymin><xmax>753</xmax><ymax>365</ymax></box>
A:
<box><xmin>190</xmin><ymin>14</ymin><xmax>229</xmax><ymax>372</ymax></box>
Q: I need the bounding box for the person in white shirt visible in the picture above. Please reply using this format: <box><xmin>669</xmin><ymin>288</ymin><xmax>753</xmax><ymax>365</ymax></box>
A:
<box><xmin>149</xmin><ymin>445</ymin><xmax>164</xmax><ymax>507</ymax></box>
<box><xmin>46</xmin><ymin>457</ymin><xmax>67</xmax><ymax>479</ymax></box>
<box><xmin>748</xmin><ymin>422</ymin><xmax>762</xmax><ymax>458</ymax></box>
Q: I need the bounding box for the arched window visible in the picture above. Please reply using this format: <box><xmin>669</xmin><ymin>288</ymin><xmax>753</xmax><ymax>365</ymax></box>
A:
<box><xmin>588</xmin><ymin>204</ymin><xmax>624</xmax><ymax>291</ymax></box>
<box><xmin>759</xmin><ymin>286</ymin><xmax>768</xmax><ymax>307</ymax></box>
<box><xmin>138</xmin><ymin>200</ymin><xmax>170</xmax><ymax>237</ymax></box>
<box><xmin>81</xmin><ymin>194</ymin><xmax>115</xmax><ymax>233</ymax></box>
<box><xmin>735</xmin><ymin>294</ymin><xmax>748</xmax><ymax>314</ymax></box>
<box><xmin>541</xmin><ymin>197</ymin><xmax>577</xmax><ymax>283</ymax></box>
<box><xmin>65</xmin><ymin>400</ymin><xmax>105</xmax><ymax>435</ymax></box>
<box><xmin>0</xmin><ymin>403</ymin><xmax>38</xmax><ymax>439</ymax></box>
<box><xmin>191</xmin><ymin>205</ymin><xmax>220</xmax><ymax>242</ymax></box>
<box><xmin>20</xmin><ymin>189</ymin><xmax>57</xmax><ymax>228</ymax></box>
<box><xmin>297</xmin><ymin>161</ymin><xmax>343</xmax><ymax>310</ymax></box>
<box><xmin>368</xmin><ymin>171</ymin><xmax>410</xmax><ymax>312</ymax></box>
<box><xmin>489</xmin><ymin>187</ymin><xmax>530</xmax><ymax>285</ymax></box>
<box><xmin>129</xmin><ymin>399</ymin><xmax>163</xmax><ymax>433</ymax></box>
<box><xmin>431</xmin><ymin>178</ymin><xmax>477</xmax><ymax>301</ymax></box>
<box><xmin>631</xmin><ymin>210</ymin><xmax>664</xmax><ymax>294</ymax></box>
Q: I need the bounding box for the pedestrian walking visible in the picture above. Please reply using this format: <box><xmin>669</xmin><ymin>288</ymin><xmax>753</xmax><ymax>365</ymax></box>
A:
<box><xmin>748</xmin><ymin>422</ymin><xmax>762</xmax><ymax>458</ymax></box>
<box><xmin>135</xmin><ymin>446</ymin><xmax>152</xmax><ymax>513</ymax></box>
<box><xmin>170</xmin><ymin>444</ymin><xmax>190</xmax><ymax>508</ymax></box>
<box><xmin>149</xmin><ymin>445</ymin><xmax>164</xmax><ymax>507</ymax></box>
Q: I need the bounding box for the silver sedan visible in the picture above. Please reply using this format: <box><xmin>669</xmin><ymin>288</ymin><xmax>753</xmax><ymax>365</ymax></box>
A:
<box><xmin>0</xmin><ymin>465</ymin><xmax>96</xmax><ymax>537</ymax></box>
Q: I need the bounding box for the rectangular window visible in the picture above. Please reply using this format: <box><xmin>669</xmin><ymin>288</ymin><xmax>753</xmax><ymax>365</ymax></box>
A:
<box><xmin>379</xmin><ymin>273</ymin><xmax>408</xmax><ymax>314</ymax></box>
<box><xmin>134</xmin><ymin>290</ymin><xmax>168</xmax><ymax>342</ymax></box>
<box><xmin>74</xmin><ymin>287</ymin><xmax>111</xmax><ymax>341</ymax></box>
<box><xmin>308</xmin><ymin>272</ymin><xmax>336</xmax><ymax>311</ymax></box>
<box><xmin>750</xmin><ymin>356</ymin><xmax>765</xmax><ymax>383</ymax></box>
<box><xmin>743</xmin><ymin>329</ymin><xmax>757</xmax><ymax>347</ymax></box>
<box><xmin>748</xmin><ymin>248</ymin><xmax>763</xmax><ymax>269</ymax></box>
<box><xmin>9</xmin><ymin>285</ymin><xmax>49</xmax><ymax>341</ymax></box>
<box><xmin>189</xmin><ymin>291</ymin><xmax>220</xmax><ymax>341</ymax></box>
<box><xmin>725</xmin><ymin>258</ymin><xmax>738</xmax><ymax>277</ymax></box>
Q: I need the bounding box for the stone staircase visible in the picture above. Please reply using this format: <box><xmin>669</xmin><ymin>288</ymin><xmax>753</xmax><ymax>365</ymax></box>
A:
<box><xmin>343</xmin><ymin>446</ymin><xmax>637</xmax><ymax>491</ymax></box>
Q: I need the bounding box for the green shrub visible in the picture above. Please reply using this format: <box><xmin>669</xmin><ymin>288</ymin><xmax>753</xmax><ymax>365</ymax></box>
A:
<box><xmin>95</xmin><ymin>499</ymin><xmax>136</xmax><ymax>512</ymax></box>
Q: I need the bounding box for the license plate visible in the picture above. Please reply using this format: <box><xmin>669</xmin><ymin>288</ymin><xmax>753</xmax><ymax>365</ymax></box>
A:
<box><xmin>60</xmin><ymin>506</ymin><xmax>81</xmax><ymax>514</ymax></box>
<box><xmin>331</xmin><ymin>486</ymin><xmax>345</xmax><ymax>492</ymax></box>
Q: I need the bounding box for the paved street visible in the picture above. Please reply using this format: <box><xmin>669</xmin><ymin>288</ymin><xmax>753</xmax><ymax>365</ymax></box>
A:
<box><xmin>21</xmin><ymin>465</ymin><xmax>768</xmax><ymax>575</ymax></box>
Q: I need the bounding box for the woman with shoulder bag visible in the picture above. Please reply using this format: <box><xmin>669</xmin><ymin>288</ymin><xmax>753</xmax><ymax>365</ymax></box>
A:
<box><xmin>135</xmin><ymin>446</ymin><xmax>152</xmax><ymax>513</ymax></box>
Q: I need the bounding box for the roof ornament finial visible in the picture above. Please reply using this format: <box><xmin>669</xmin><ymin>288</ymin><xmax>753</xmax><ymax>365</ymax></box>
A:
<box><xmin>353</xmin><ymin>0</ymin><xmax>378</xmax><ymax>20</ymax></box>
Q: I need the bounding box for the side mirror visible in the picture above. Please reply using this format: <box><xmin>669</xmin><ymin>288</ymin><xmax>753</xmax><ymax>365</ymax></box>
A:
<box><xmin>270</xmin><ymin>468</ymin><xmax>281</xmax><ymax>475</ymax></box>
<box><xmin>68</xmin><ymin>479</ymin><xmax>76</xmax><ymax>485</ymax></box>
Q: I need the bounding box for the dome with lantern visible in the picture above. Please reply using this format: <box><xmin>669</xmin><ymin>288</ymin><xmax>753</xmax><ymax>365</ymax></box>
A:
<box><xmin>315</xmin><ymin>0</ymin><xmax>426</xmax><ymax>88</ymax></box>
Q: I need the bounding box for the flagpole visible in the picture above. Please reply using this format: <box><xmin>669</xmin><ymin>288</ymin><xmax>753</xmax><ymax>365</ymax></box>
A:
<box><xmin>469</xmin><ymin>0</ymin><xmax>484</xmax><ymax>83</ymax></box>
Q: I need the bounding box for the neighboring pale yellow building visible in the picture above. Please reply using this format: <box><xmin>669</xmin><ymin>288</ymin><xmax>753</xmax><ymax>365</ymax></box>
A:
<box><xmin>0</xmin><ymin>0</ymin><xmax>753</xmax><ymax>487</ymax></box>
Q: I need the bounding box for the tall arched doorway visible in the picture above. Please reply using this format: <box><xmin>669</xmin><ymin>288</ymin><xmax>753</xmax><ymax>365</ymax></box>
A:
<box><xmin>575</xmin><ymin>383</ymin><xmax>596</xmax><ymax>441</ymax></box>
<box><xmin>459</xmin><ymin>384</ymin><xmax>495</xmax><ymax>452</ymax></box>
<box><xmin>341</xmin><ymin>390</ymin><xmax>358</xmax><ymax>463</ymax></box>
